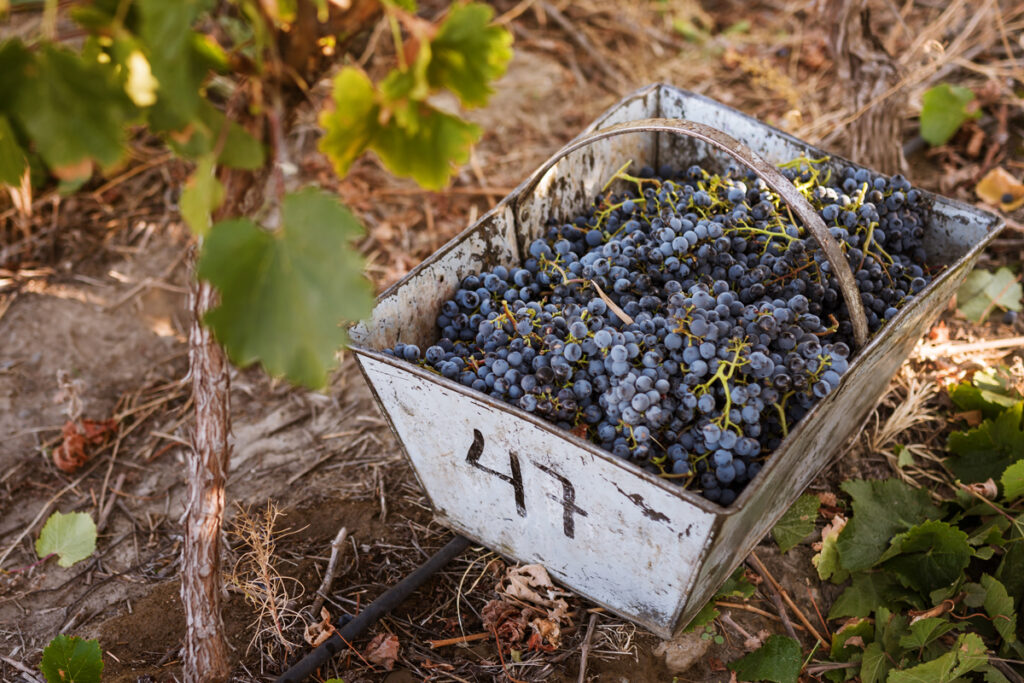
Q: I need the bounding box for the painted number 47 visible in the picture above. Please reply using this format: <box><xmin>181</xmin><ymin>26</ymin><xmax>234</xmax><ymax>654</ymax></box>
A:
<box><xmin>465</xmin><ymin>429</ymin><xmax>588</xmax><ymax>538</ymax></box>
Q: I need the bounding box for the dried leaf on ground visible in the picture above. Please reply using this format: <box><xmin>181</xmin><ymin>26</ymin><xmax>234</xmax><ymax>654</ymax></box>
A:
<box><xmin>52</xmin><ymin>418</ymin><xmax>117</xmax><ymax>473</ymax></box>
<box><xmin>482</xmin><ymin>598</ymin><xmax>532</xmax><ymax>649</ymax></box>
<box><xmin>975</xmin><ymin>166</ymin><xmax>1024</xmax><ymax>212</ymax></box>
<box><xmin>363</xmin><ymin>632</ymin><xmax>399</xmax><ymax>670</ymax></box>
<box><xmin>303</xmin><ymin>607</ymin><xmax>335</xmax><ymax>647</ymax></box>
<box><xmin>501</xmin><ymin>564</ymin><xmax>571</xmax><ymax>608</ymax></box>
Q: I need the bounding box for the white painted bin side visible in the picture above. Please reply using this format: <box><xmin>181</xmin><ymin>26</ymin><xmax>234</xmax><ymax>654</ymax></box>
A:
<box><xmin>360</xmin><ymin>353</ymin><xmax>717</xmax><ymax>637</ymax></box>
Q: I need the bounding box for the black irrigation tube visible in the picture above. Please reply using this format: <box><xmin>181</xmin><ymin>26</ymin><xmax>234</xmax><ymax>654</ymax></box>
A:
<box><xmin>274</xmin><ymin>534</ymin><xmax>472</xmax><ymax>683</ymax></box>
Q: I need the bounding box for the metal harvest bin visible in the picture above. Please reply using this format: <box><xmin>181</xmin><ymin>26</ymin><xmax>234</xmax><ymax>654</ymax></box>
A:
<box><xmin>348</xmin><ymin>84</ymin><xmax>1003</xmax><ymax>637</ymax></box>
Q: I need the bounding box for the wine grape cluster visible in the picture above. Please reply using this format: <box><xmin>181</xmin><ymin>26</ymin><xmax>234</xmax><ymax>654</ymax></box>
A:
<box><xmin>387</xmin><ymin>157</ymin><xmax>933</xmax><ymax>505</ymax></box>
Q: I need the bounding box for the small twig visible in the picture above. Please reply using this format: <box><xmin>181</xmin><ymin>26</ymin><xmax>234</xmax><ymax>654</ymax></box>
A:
<box><xmin>749</xmin><ymin>552</ymin><xmax>829</xmax><ymax>649</ymax></box>
<box><xmin>428</xmin><ymin>632</ymin><xmax>491</xmax><ymax>648</ymax></box>
<box><xmin>311</xmin><ymin>525</ymin><xmax>349</xmax><ymax>618</ymax></box>
<box><xmin>577</xmin><ymin>613</ymin><xmax>599</xmax><ymax>683</ymax></box>
<box><xmin>714</xmin><ymin>601</ymin><xmax>807</xmax><ymax>630</ymax></box>
<box><xmin>590</xmin><ymin>280</ymin><xmax>633</xmax><ymax>325</ymax></box>
<box><xmin>720</xmin><ymin>613</ymin><xmax>754</xmax><ymax>643</ymax></box>
<box><xmin>492</xmin><ymin>626</ymin><xmax>529</xmax><ymax>683</ymax></box>
<box><xmin>806</xmin><ymin>586</ymin><xmax>831</xmax><ymax>639</ymax></box>
<box><xmin>0</xmin><ymin>653</ymin><xmax>45</xmax><ymax>683</ymax></box>
<box><xmin>96</xmin><ymin>472</ymin><xmax>126</xmax><ymax>534</ymax></box>
<box><xmin>918</xmin><ymin>335</ymin><xmax>1024</xmax><ymax>358</ymax></box>
<box><xmin>805</xmin><ymin>660</ymin><xmax>860</xmax><ymax>674</ymax></box>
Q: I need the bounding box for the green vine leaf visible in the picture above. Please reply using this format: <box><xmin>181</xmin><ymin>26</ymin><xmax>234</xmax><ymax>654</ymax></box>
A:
<box><xmin>728</xmin><ymin>634</ymin><xmax>802</xmax><ymax>683</ymax></box>
<box><xmin>11</xmin><ymin>44</ymin><xmax>135</xmax><ymax>172</ymax></box>
<box><xmin>836</xmin><ymin>479</ymin><xmax>940</xmax><ymax>571</ymax></box>
<box><xmin>947</xmin><ymin>401</ymin><xmax>1024</xmax><ymax>484</ymax></box>
<box><xmin>0</xmin><ymin>115</ymin><xmax>27</xmax><ymax>185</ymax></box>
<box><xmin>40</xmin><ymin>635</ymin><xmax>103</xmax><ymax>683</ymax></box>
<box><xmin>859</xmin><ymin>642</ymin><xmax>889</xmax><ymax>683</ymax></box>
<box><xmin>772</xmin><ymin>493</ymin><xmax>820</xmax><ymax>553</ymax></box>
<box><xmin>878</xmin><ymin>520</ymin><xmax>972</xmax><ymax>595</ymax></box>
<box><xmin>371</xmin><ymin>103</ymin><xmax>479</xmax><ymax>190</ymax></box>
<box><xmin>957</xmin><ymin>267</ymin><xmax>1022</xmax><ymax>324</ymax></box>
<box><xmin>950</xmin><ymin>367</ymin><xmax>1022</xmax><ymax>420</ymax></box>
<box><xmin>426</xmin><ymin>2</ymin><xmax>513</xmax><ymax>108</ymax></box>
<box><xmin>198</xmin><ymin>189</ymin><xmax>374</xmax><ymax>389</ymax></box>
<box><xmin>980</xmin><ymin>574</ymin><xmax>1017</xmax><ymax>645</ymax></box>
<box><xmin>887</xmin><ymin>632</ymin><xmax>987</xmax><ymax>683</ymax></box>
<box><xmin>36</xmin><ymin>511</ymin><xmax>97</xmax><ymax>568</ymax></box>
<box><xmin>920</xmin><ymin>83</ymin><xmax>981</xmax><ymax>146</ymax></box>
<box><xmin>136</xmin><ymin>0</ymin><xmax>216</xmax><ymax>130</ymax></box>
<box><xmin>897</xmin><ymin>617</ymin><xmax>959</xmax><ymax>651</ymax></box>
<box><xmin>1002</xmin><ymin>461</ymin><xmax>1024</xmax><ymax>502</ymax></box>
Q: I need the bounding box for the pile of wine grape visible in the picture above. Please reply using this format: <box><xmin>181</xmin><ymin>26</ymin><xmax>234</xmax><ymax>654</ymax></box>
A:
<box><xmin>387</xmin><ymin>158</ymin><xmax>932</xmax><ymax>504</ymax></box>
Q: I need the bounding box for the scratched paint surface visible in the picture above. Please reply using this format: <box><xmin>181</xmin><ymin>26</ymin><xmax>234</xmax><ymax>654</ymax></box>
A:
<box><xmin>360</xmin><ymin>354</ymin><xmax>716</xmax><ymax>635</ymax></box>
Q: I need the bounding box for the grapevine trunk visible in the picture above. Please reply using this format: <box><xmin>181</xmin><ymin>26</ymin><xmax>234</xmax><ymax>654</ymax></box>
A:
<box><xmin>182</xmin><ymin>273</ymin><xmax>232</xmax><ymax>683</ymax></box>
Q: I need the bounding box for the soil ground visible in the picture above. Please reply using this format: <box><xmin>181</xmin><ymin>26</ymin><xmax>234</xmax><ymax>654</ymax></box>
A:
<box><xmin>2</xmin><ymin>1</ymin><xmax>1023</xmax><ymax>682</ymax></box>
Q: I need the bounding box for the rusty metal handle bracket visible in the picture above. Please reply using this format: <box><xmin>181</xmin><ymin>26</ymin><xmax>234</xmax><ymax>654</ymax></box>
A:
<box><xmin>515</xmin><ymin>118</ymin><xmax>869</xmax><ymax>347</ymax></box>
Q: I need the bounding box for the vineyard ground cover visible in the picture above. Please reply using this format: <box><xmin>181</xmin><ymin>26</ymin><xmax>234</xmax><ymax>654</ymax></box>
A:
<box><xmin>1</xmin><ymin>1</ymin><xmax>1023</xmax><ymax>681</ymax></box>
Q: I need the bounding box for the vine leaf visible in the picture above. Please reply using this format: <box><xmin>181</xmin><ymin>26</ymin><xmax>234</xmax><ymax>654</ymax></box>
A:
<box><xmin>949</xmin><ymin>367</ymin><xmax>1021</xmax><ymax>420</ymax></box>
<box><xmin>835</xmin><ymin>479</ymin><xmax>939</xmax><ymax>571</ymax></box>
<box><xmin>878</xmin><ymin>520</ymin><xmax>972</xmax><ymax>595</ymax></box>
<box><xmin>920</xmin><ymin>83</ymin><xmax>980</xmax><ymax>146</ymax></box>
<box><xmin>957</xmin><ymin>267</ymin><xmax>1022</xmax><ymax>324</ymax></box>
<box><xmin>136</xmin><ymin>0</ymin><xmax>216</xmax><ymax>130</ymax></box>
<box><xmin>980</xmin><ymin>574</ymin><xmax>1017</xmax><ymax>645</ymax></box>
<box><xmin>11</xmin><ymin>45</ymin><xmax>134</xmax><ymax>171</ymax></box>
<box><xmin>426</xmin><ymin>2</ymin><xmax>513</xmax><ymax>108</ymax></box>
<box><xmin>887</xmin><ymin>632</ymin><xmax>987</xmax><ymax>683</ymax></box>
<box><xmin>1002</xmin><ymin>461</ymin><xmax>1024</xmax><ymax>502</ymax></box>
<box><xmin>319</xmin><ymin>67</ymin><xmax>381</xmax><ymax>178</ymax></box>
<box><xmin>40</xmin><ymin>635</ymin><xmax>103</xmax><ymax>683</ymax></box>
<box><xmin>897</xmin><ymin>617</ymin><xmax>958</xmax><ymax>651</ymax></box>
<box><xmin>947</xmin><ymin>401</ymin><xmax>1024</xmax><ymax>484</ymax></box>
<box><xmin>772</xmin><ymin>493</ymin><xmax>820</xmax><ymax>553</ymax></box>
<box><xmin>0</xmin><ymin>115</ymin><xmax>27</xmax><ymax>185</ymax></box>
<box><xmin>320</xmin><ymin>67</ymin><xmax>480</xmax><ymax>190</ymax></box>
<box><xmin>728</xmin><ymin>634</ymin><xmax>802</xmax><ymax>683</ymax></box>
<box><xmin>198</xmin><ymin>189</ymin><xmax>374</xmax><ymax>389</ymax></box>
<box><xmin>36</xmin><ymin>511</ymin><xmax>97</xmax><ymax>568</ymax></box>
<box><xmin>860</xmin><ymin>642</ymin><xmax>889</xmax><ymax>683</ymax></box>
<box><xmin>180</xmin><ymin>154</ymin><xmax>223</xmax><ymax>236</ymax></box>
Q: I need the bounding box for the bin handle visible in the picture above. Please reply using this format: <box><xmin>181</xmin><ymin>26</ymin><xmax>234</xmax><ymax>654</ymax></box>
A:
<box><xmin>515</xmin><ymin>118</ymin><xmax>869</xmax><ymax>348</ymax></box>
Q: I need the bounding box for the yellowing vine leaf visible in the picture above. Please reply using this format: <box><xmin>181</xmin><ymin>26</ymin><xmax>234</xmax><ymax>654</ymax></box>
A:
<box><xmin>427</xmin><ymin>2</ymin><xmax>513</xmax><ymax>108</ymax></box>
<box><xmin>319</xmin><ymin>67</ymin><xmax>380</xmax><ymax>178</ymax></box>
<box><xmin>198</xmin><ymin>189</ymin><xmax>374</xmax><ymax>388</ymax></box>
<box><xmin>180</xmin><ymin>155</ymin><xmax>224</xmax><ymax>236</ymax></box>
<box><xmin>36</xmin><ymin>511</ymin><xmax>97</xmax><ymax>568</ymax></box>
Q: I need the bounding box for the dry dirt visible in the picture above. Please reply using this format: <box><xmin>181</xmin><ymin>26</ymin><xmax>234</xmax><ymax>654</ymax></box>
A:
<box><xmin>2</xmin><ymin>1</ymin><xmax>1022</xmax><ymax>682</ymax></box>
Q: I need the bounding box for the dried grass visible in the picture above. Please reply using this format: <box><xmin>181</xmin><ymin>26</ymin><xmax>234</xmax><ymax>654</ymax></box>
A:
<box><xmin>227</xmin><ymin>502</ymin><xmax>308</xmax><ymax>663</ymax></box>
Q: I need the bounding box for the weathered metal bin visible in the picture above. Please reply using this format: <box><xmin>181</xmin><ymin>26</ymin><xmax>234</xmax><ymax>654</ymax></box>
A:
<box><xmin>349</xmin><ymin>84</ymin><xmax>1003</xmax><ymax>638</ymax></box>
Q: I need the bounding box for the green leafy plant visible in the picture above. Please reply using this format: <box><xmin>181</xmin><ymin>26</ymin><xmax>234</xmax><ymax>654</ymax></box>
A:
<box><xmin>1</xmin><ymin>3</ymin><xmax>512</xmax><ymax>681</ymax></box>
<box><xmin>772</xmin><ymin>493</ymin><xmax>821</xmax><ymax>553</ymax></box>
<box><xmin>919</xmin><ymin>83</ymin><xmax>981</xmax><ymax>146</ymax></box>
<box><xmin>36</xmin><ymin>511</ymin><xmax>97</xmax><ymax>568</ymax></box>
<box><xmin>728</xmin><ymin>634</ymin><xmax>802</xmax><ymax>683</ymax></box>
<box><xmin>683</xmin><ymin>565</ymin><xmax>757</xmax><ymax>632</ymax></box>
<box><xmin>957</xmin><ymin>267</ymin><xmax>1022</xmax><ymax>324</ymax></box>
<box><xmin>40</xmin><ymin>635</ymin><xmax>103</xmax><ymax>683</ymax></box>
